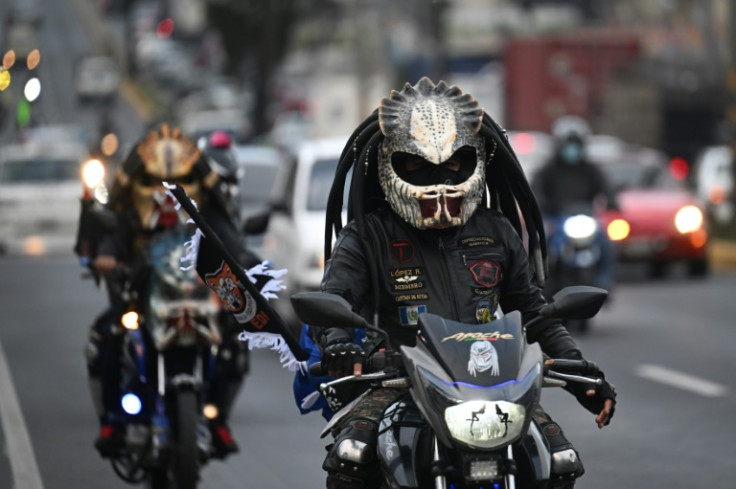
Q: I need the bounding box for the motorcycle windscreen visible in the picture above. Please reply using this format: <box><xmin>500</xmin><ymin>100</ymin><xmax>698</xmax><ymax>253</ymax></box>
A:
<box><xmin>415</xmin><ymin>311</ymin><xmax>525</xmax><ymax>387</ymax></box>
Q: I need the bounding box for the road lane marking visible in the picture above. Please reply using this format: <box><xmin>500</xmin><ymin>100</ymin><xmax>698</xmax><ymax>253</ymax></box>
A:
<box><xmin>0</xmin><ymin>336</ymin><xmax>45</xmax><ymax>489</ymax></box>
<box><xmin>637</xmin><ymin>364</ymin><xmax>728</xmax><ymax>398</ymax></box>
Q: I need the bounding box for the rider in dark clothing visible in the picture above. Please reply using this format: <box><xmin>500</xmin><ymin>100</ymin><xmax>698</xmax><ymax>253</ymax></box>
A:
<box><xmin>323</xmin><ymin>206</ymin><xmax>578</xmax><ymax>355</ymax></box>
<box><xmin>531</xmin><ymin>116</ymin><xmax>617</xmax><ymax>293</ymax></box>
<box><xmin>311</xmin><ymin>78</ymin><xmax>616</xmax><ymax>489</ymax></box>
<box><xmin>532</xmin><ymin>116</ymin><xmax>615</xmax><ymax>215</ymax></box>
<box><xmin>80</xmin><ymin>123</ymin><xmax>260</xmax><ymax>459</ymax></box>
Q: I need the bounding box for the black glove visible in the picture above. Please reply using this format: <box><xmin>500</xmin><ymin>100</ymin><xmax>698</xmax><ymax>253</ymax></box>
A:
<box><xmin>320</xmin><ymin>328</ymin><xmax>365</xmax><ymax>378</ymax></box>
<box><xmin>565</xmin><ymin>371</ymin><xmax>617</xmax><ymax>425</ymax></box>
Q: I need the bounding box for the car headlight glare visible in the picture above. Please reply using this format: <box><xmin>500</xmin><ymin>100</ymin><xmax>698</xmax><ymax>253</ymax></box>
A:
<box><xmin>563</xmin><ymin>215</ymin><xmax>598</xmax><ymax>243</ymax></box>
<box><xmin>674</xmin><ymin>205</ymin><xmax>703</xmax><ymax>234</ymax></box>
<box><xmin>444</xmin><ymin>400</ymin><xmax>526</xmax><ymax>449</ymax></box>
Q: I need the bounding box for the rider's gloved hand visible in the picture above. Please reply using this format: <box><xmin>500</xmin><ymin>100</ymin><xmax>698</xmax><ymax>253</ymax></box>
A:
<box><xmin>320</xmin><ymin>328</ymin><xmax>366</xmax><ymax>378</ymax></box>
<box><xmin>566</xmin><ymin>371</ymin><xmax>617</xmax><ymax>428</ymax></box>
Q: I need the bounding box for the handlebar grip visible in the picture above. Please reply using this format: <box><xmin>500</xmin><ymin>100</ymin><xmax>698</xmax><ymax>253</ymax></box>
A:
<box><xmin>545</xmin><ymin>358</ymin><xmax>600</xmax><ymax>375</ymax></box>
<box><xmin>308</xmin><ymin>361</ymin><xmax>327</xmax><ymax>377</ymax></box>
<box><xmin>307</xmin><ymin>350</ymin><xmax>388</xmax><ymax>378</ymax></box>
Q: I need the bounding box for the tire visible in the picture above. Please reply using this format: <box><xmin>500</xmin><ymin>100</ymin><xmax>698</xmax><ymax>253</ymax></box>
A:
<box><xmin>687</xmin><ymin>258</ymin><xmax>709</xmax><ymax>278</ymax></box>
<box><xmin>149</xmin><ymin>467</ymin><xmax>169</xmax><ymax>489</ymax></box>
<box><xmin>172</xmin><ymin>391</ymin><xmax>200</xmax><ymax>489</ymax></box>
<box><xmin>648</xmin><ymin>261</ymin><xmax>667</xmax><ymax>279</ymax></box>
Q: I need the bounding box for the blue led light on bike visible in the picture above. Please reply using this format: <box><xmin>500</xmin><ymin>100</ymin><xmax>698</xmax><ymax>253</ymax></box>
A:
<box><xmin>121</xmin><ymin>393</ymin><xmax>142</xmax><ymax>415</ymax></box>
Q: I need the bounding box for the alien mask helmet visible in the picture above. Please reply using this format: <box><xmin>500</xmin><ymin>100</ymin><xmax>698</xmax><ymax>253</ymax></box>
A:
<box><xmin>120</xmin><ymin>124</ymin><xmax>211</xmax><ymax>228</ymax></box>
<box><xmin>377</xmin><ymin>78</ymin><xmax>486</xmax><ymax>229</ymax></box>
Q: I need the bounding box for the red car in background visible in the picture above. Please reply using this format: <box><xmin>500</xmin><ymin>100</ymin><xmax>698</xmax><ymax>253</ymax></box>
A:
<box><xmin>597</xmin><ymin>148</ymin><xmax>709</xmax><ymax>278</ymax></box>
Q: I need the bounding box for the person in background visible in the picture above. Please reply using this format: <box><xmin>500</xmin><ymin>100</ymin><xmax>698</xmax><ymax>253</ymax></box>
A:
<box><xmin>79</xmin><ymin>123</ymin><xmax>260</xmax><ymax>459</ymax></box>
<box><xmin>531</xmin><ymin>115</ymin><xmax>617</xmax><ymax>293</ymax></box>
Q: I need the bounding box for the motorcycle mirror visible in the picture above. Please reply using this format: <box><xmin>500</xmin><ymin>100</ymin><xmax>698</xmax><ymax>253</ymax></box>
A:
<box><xmin>242</xmin><ymin>210</ymin><xmax>270</xmax><ymax>235</ymax></box>
<box><xmin>540</xmin><ymin>285</ymin><xmax>608</xmax><ymax>320</ymax></box>
<box><xmin>290</xmin><ymin>292</ymin><xmax>370</xmax><ymax>330</ymax></box>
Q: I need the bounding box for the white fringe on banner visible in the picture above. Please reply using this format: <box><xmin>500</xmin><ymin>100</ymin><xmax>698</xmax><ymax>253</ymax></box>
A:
<box><xmin>300</xmin><ymin>391</ymin><xmax>322</xmax><ymax>410</ymax></box>
<box><xmin>238</xmin><ymin>331</ymin><xmax>301</xmax><ymax>372</ymax></box>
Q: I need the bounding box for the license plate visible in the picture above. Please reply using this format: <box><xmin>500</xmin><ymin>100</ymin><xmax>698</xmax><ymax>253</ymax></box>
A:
<box><xmin>622</xmin><ymin>240</ymin><xmax>653</xmax><ymax>258</ymax></box>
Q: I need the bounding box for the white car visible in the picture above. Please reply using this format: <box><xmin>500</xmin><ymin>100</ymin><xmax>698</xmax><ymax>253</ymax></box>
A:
<box><xmin>0</xmin><ymin>140</ymin><xmax>87</xmax><ymax>256</ymax></box>
<box><xmin>74</xmin><ymin>55</ymin><xmax>121</xmax><ymax>103</ymax></box>
<box><xmin>232</xmin><ymin>143</ymin><xmax>292</xmax><ymax>257</ymax></box>
<box><xmin>693</xmin><ymin>145</ymin><xmax>734</xmax><ymax>224</ymax></box>
<box><xmin>260</xmin><ymin>137</ymin><xmax>349</xmax><ymax>324</ymax></box>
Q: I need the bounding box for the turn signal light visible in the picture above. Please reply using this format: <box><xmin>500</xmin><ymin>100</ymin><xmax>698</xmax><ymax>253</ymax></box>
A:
<box><xmin>607</xmin><ymin>219</ymin><xmax>630</xmax><ymax>241</ymax></box>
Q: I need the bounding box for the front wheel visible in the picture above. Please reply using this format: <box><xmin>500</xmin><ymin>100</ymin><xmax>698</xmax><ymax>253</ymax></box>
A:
<box><xmin>172</xmin><ymin>390</ymin><xmax>200</xmax><ymax>489</ymax></box>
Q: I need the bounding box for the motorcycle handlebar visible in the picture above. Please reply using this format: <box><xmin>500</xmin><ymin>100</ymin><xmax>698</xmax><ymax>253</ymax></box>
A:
<box><xmin>544</xmin><ymin>358</ymin><xmax>600</xmax><ymax>376</ymax></box>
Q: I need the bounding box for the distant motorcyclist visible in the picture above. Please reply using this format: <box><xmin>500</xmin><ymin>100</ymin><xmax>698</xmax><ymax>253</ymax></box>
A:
<box><xmin>531</xmin><ymin>115</ymin><xmax>617</xmax><ymax>292</ymax></box>
<box><xmin>78</xmin><ymin>123</ymin><xmax>260</xmax><ymax>459</ymax></box>
<box><xmin>198</xmin><ymin>129</ymin><xmax>242</xmax><ymax>223</ymax></box>
<box><xmin>532</xmin><ymin>115</ymin><xmax>615</xmax><ymax>215</ymax></box>
<box><xmin>296</xmin><ymin>78</ymin><xmax>616</xmax><ymax>489</ymax></box>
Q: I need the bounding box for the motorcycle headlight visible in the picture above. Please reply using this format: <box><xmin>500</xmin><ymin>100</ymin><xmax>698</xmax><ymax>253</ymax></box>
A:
<box><xmin>418</xmin><ymin>364</ymin><xmax>541</xmax><ymax>450</ymax></box>
<box><xmin>82</xmin><ymin>158</ymin><xmax>105</xmax><ymax>189</ymax></box>
<box><xmin>445</xmin><ymin>400</ymin><xmax>526</xmax><ymax>450</ymax></box>
<box><xmin>563</xmin><ymin>214</ymin><xmax>598</xmax><ymax>245</ymax></box>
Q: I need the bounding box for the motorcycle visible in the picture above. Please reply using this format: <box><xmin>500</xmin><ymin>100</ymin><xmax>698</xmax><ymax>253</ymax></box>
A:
<box><xmin>104</xmin><ymin>227</ymin><xmax>223</xmax><ymax>489</ymax></box>
<box><xmin>542</xmin><ymin>204</ymin><xmax>612</xmax><ymax>332</ymax></box>
<box><xmin>291</xmin><ymin>285</ymin><xmax>608</xmax><ymax>489</ymax></box>
<box><xmin>74</xmin><ymin>171</ymin><xmax>225</xmax><ymax>487</ymax></box>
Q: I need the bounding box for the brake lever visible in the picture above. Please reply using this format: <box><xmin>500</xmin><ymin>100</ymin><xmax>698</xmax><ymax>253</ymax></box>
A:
<box><xmin>546</xmin><ymin>370</ymin><xmax>603</xmax><ymax>385</ymax></box>
<box><xmin>319</xmin><ymin>371</ymin><xmax>395</xmax><ymax>390</ymax></box>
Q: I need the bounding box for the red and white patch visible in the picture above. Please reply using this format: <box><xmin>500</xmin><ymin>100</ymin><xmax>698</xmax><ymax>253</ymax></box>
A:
<box><xmin>469</xmin><ymin>260</ymin><xmax>501</xmax><ymax>288</ymax></box>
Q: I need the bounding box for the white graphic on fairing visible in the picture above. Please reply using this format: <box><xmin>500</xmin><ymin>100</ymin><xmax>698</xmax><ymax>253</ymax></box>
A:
<box><xmin>467</xmin><ymin>340</ymin><xmax>500</xmax><ymax>377</ymax></box>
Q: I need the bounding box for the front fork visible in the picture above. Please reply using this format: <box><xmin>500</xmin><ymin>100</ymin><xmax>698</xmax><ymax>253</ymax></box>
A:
<box><xmin>151</xmin><ymin>353</ymin><xmax>204</xmax><ymax>455</ymax></box>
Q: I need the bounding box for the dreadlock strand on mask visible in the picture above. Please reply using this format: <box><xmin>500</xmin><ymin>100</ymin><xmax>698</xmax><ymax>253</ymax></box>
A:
<box><xmin>478</xmin><ymin>118</ymin><xmax>548</xmax><ymax>283</ymax></box>
<box><xmin>347</xmin><ymin>131</ymin><xmax>383</xmax><ymax>221</ymax></box>
<box><xmin>350</xmin><ymin>137</ymin><xmax>385</xmax><ymax>320</ymax></box>
<box><xmin>324</xmin><ymin>117</ymin><xmax>382</xmax><ymax>261</ymax></box>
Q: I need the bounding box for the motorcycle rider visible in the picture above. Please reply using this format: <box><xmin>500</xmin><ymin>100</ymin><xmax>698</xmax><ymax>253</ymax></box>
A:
<box><xmin>198</xmin><ymin>129</ymin><xmax>242</xmax><ymax>223</ymax></box>
<box><xmin>308</xmin><ymin>78</ymin><xmax>617</xmax><ymax>489</ymax></box>
<box><xmin>531</xmin><ymin>115</ymin><xmax>617</xmax><ymax>292</ymax></box>
<box><xmin>80</xmin><ymin>123</ymin><xmax>260</xmax><ymax>459</ymax></box>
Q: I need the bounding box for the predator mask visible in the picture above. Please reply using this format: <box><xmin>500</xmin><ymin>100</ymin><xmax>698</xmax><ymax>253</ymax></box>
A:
<box><xmin>127</xmin><ymin>124</ymin><xmax>210</xmax><ymax>228</ymax></box>
<box><xmin>378</xmin><ymin>77</ymin><xmax>487</xmax><ymax>229</ymax></box>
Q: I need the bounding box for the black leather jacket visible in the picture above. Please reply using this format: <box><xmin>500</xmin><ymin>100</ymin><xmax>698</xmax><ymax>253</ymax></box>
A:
<box><xmin>321</xmin><ymin>206</ymin><xmax>582</xmax><ymax>359</ymax></box>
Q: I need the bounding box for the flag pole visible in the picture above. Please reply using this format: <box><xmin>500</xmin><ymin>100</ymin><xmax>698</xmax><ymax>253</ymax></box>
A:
<box><xmin>168</xmin><ymin>184</ymin><xmax>308</xmax><ymax>362</ymax></box>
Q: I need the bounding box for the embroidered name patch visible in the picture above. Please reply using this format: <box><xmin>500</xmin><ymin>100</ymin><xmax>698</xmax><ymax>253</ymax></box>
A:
<box><xmin>460</xmin><ymin>236</ymin><xmax>495</xmax><ymax>248</ymax></box>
